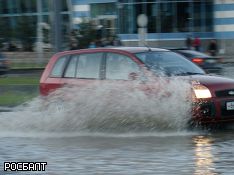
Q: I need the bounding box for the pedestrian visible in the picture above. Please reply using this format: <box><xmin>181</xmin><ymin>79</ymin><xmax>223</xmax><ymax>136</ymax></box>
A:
<box><xmin>193</xmin><ymin>36</ymin><xmax>201</xmax><ymax>51</ymax></box>
<box><xmin>101</xmin><ymin>38</ymin><xmax>109</xmax><ymax>47</ymax></box>
<box><xmin>185</xmin><ymin>35</ymin><xmax>192</xmax><ymax>49</ymax></box>
<box><xmin>207</xmin><ymin>39</ymin><xmax>218</xmax><ymax>56</ymax></box>
<box><xmin>88</xmin><ymin>41</ymin><xmax>96</xmax><ymax>48</ymax></box>
<box><xmin>70</xmin><ymin>41</ymin><xmax>79</xmax><ymax>50</ymax></box>
<box><xmin>113</xmin><ymin>36</ymin><xmax>122</xmax><ymax>46</ymax></box>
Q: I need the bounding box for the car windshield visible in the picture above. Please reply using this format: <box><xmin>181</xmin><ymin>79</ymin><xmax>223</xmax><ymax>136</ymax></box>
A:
<box><xmin>135</xmin><ymin>51</ymin><xmax>205</xmax><ymax>76</ymax></box>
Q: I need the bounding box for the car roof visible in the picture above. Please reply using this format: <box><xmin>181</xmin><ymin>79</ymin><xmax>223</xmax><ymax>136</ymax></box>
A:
<box><xmin>58</xmin><ymin>47</ymin><xmax>169</xmax><ymax>55</ymax></box>
<box><xmin>107</xmin><ymin>47</ymin><xmax>168</xmax><ymax>53</ymax></box>
<box><xmin>53</xmin><ymin>47</ymin><xmax>170</xmax><ymax>59</ymax></box>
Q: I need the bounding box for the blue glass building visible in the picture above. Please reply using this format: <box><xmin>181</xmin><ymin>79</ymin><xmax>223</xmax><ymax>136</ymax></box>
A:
<box><xmin>71</xmin><ymin>0</ymin><xmax>234</xmax><ymax>54</ymax></box>
<box><xmin>0</xmin><ymin>0</ymin><xmax>70</xmax><ymax>51</ymax></box>
<box><xmin>1</xmin><ymin>0</ymin><xmax>234</xmax><ymax>54</ymax></box>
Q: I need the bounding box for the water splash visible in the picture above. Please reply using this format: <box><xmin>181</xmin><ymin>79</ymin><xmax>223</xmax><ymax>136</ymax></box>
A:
<box><xmin>0</xmin><ymin>77</ymin><xmax>193</xmax><ymax>136</ymax></box>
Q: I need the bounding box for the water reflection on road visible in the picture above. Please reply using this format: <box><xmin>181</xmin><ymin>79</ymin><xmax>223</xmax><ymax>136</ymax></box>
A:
<box><xmin>193</xmin><ymin>135</ymin><xmax>216</xmax><ymax>175</ymax></box>
<box><xmin>0</xmin><ymin>132</ymin><xmax>233</xmax><ymax>174</ymax></box>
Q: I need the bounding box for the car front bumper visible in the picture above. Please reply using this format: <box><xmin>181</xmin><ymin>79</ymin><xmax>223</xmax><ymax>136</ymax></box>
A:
<box><xmin>192</xmin><ymin>97</ymin><xmax>234</xmax><ymax>124</ymax></box>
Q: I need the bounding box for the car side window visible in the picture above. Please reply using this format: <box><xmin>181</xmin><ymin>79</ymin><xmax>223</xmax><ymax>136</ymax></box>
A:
<box><xmin>64</xmin><ymin>55</ymin><xmax>78</xmax><ymax>78</ymax></box>
<box><xmin>76</xmin><ymin>53</ymin><xmax>103</xmax><ymax>79</ymax></box>
<box><xmin>50</xmin><ymin>56</ymin><xmax>67</xmax><ymax>77</ymax></box>
<box><xmin>106</xmin><ymin>53</ymin><xmax>140</xmax><ymax>80</ymax></box>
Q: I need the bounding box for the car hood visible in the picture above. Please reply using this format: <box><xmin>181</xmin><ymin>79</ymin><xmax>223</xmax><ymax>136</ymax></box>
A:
<box><xmin>189</xmin><ymin>75</ymin><xmax>234</xmax><ymax>95</ymax></box>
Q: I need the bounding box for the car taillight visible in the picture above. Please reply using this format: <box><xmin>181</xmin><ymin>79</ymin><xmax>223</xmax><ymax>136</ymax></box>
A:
<box><xmin>192</xmin><ymin>58</ymin><xmax>204</xmax><ymax>65</ymax></box>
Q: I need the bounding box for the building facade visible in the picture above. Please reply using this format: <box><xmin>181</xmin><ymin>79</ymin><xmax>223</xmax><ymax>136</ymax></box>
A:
<box><xmin>71</xmin><ymin>0</ymin><xmax>234</xmax><ymax>55</ymax></box>
<box><xmin>0</xmin><ymin>0</ymin><xmax>234</xmax><ymax>54</ymax></box>
<box><xmin>0</xmin><ymin>0</ymin><xmax>71</xmax><ymax>51</ymax></box>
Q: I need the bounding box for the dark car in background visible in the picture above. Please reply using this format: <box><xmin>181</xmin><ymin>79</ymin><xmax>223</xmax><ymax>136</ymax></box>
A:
<box><xmin>0</xmin><ymin>52</ymin><xmax>9</xmax><ymax>75</ymax></box>
<box><xmin>169</xmin><ymin>48</ymin><xmax>223</xmax><ymax>74</ymax></box>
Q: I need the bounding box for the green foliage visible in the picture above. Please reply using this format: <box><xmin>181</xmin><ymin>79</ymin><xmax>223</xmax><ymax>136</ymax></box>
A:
<box><xmin>0</xmin><ymin>76</ymin><xmax>39</xmax><ymax>106</ymax></box>
<box><xmin>0</xmin><ymin>77</ymin><xmax>39</xmax><ymax>85</ymax></box>
<box><xmin>0</xmin><ymin>16</ymin><xmax>36</xmax><ymax>51</ymax></box>
<box><xmin>0</xmin><ymin>18</ymin><xmax>11</xmax><ymax>39</ymax></box>
<box><xmin>0</xmin><ymin>18</ymin><xmax>11</xmax><ymax>48</ymax></box>
<box><xmin>69</xmin><ymin>20</ymin><xmax>99</xmax><ymax>49</ymax></box>
<box><xmin>0</xmin><ymin>92</ymin><xmax>37</xmax><ymax>106</ymax></box>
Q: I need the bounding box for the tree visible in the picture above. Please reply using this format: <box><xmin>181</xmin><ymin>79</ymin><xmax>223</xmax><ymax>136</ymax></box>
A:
<box><xmin>77</xmin><ymin>20</ymin><xmax>98</xmax><ymax>48</ymax></box>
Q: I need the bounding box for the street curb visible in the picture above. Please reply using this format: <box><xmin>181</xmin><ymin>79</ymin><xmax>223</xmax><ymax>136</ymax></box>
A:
<box><xmin>8</xmin><ymin>68</ymin><xmax>44</xmax><ymax>74</ymax></box>
<box><xmin>0</xmin><ymin>107</ymin><xmax>13</xmax><ymax>112</ymax></box>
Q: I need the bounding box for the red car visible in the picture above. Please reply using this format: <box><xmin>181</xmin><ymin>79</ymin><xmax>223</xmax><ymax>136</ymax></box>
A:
<box><xmin>40</xmin><ymin>47</ymin><xmax>234</xmax><ymax>125</ymax></box>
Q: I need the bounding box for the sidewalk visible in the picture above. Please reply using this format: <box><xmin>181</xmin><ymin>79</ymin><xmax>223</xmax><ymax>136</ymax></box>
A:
<box><xmin>2</xmin><ymin>51</ymin><xmax>234</xmax><ymax>66</ymax></box>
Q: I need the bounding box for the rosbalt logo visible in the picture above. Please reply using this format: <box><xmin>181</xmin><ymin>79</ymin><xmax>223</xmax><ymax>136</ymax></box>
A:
<box><xmin>228</xmin><ymin>91</ymin><xmax>234</xmax><ymax>95</ymax></box>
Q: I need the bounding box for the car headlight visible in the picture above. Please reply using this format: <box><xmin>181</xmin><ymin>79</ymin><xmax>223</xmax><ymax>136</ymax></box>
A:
<box><xmin>193</xmin><ymin>84</ymin><xmax>212</xmax><ymax>99</ymax></box>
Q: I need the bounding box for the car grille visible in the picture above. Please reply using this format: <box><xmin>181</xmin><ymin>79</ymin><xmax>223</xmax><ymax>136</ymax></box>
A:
<box><xmin>215</xmin><ymin>89</ymin><xmax>234</xmax><ymax>98</ymax></box>
<box><xmin>221</xmin><ymin>101</ymin><xmax>234</xmax><ymax>116</ymax></box>
<box><xmin>193</xmin><ymin>101</ymin><xmax>216</xmax><ymax>117</ymax></box>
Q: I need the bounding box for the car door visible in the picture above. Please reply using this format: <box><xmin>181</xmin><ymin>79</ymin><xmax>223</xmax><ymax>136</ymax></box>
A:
<box><xmin>104</xmin><ymin>52</ymin><xmax>168</xmax><ymax>96</ymax></box>
<box><xmin>104</xmin><ymin>52</ymin><xmax>142</xmax><ymax>81</ymax></box>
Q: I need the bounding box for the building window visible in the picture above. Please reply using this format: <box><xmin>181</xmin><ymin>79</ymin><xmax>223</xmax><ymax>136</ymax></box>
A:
<box><xmin>42</xmin><ymin>0</ymin><xmax>49</xmax><ymax>12</ymax></box>
<box><xmin>119</xmin><ymin>0</ymin><xmax>213</xmax><ymax>34</ymax></box>
<box><xmin>91</xmin><ymin>3</ymin><xmax>116</xmax><ymax>17</ymax></box>
<box><xmin>61</xmin><ymin>0</ymin><xmax>69</xmax><ymax>12</ymax></box>
<box><xmin>160</xmin><ymin>2</ymin><xmax>174</xmax><ymax>33</ymax></box>
<box><xmin>11</xmin><ymin>0</ymin><xmax>19</xmax><ymax>13</ymax></box>
<box><xmin>205</xmin><ymin>1</ymin><xmax>213</xmax><ymax>32</ymax></box>
<box><xmin>28</xmin><ymin>0</ymin><xmax>37</xmax><ymax>13</ymax></box>
<box><xmin>0</xmin><ymin>17</ymin><xmax>11</xmax><ymax>39</ymax></box>
<box><xmin>90</xmin><ymin>3</ymin><xmax>117</xmax><ymax>37</ymax></box>
<box><xmin>1</xmin><ymin>0</ymin><xmax>9</xmax><ymax>14</ymax></box>
<box><xmin>176</xmin><ymin>2</ymin><xmax>190</xmax><ymax>32</ymax></box>
<box><xmin>20</xmin><ymin>0</ymin><xmax>27</xmax><ymax>13</ymax></box>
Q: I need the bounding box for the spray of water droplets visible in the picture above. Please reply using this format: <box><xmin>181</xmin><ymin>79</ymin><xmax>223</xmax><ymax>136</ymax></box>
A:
<box><xmin>0</xmin><ymin>77</ymin><xmax>194</xmax><ymax>137</ymax></box>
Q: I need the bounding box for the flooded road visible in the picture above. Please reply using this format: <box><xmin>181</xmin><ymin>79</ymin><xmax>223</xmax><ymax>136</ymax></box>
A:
<box><xmin>1</xmin><ymin>132</ymin><xmax>233</xmax><ymax>175</ymax></box>
<box><xmin>0</xmin><ymin>64</ymin><xmax>234</xmax><ymax>175</ymax></box>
